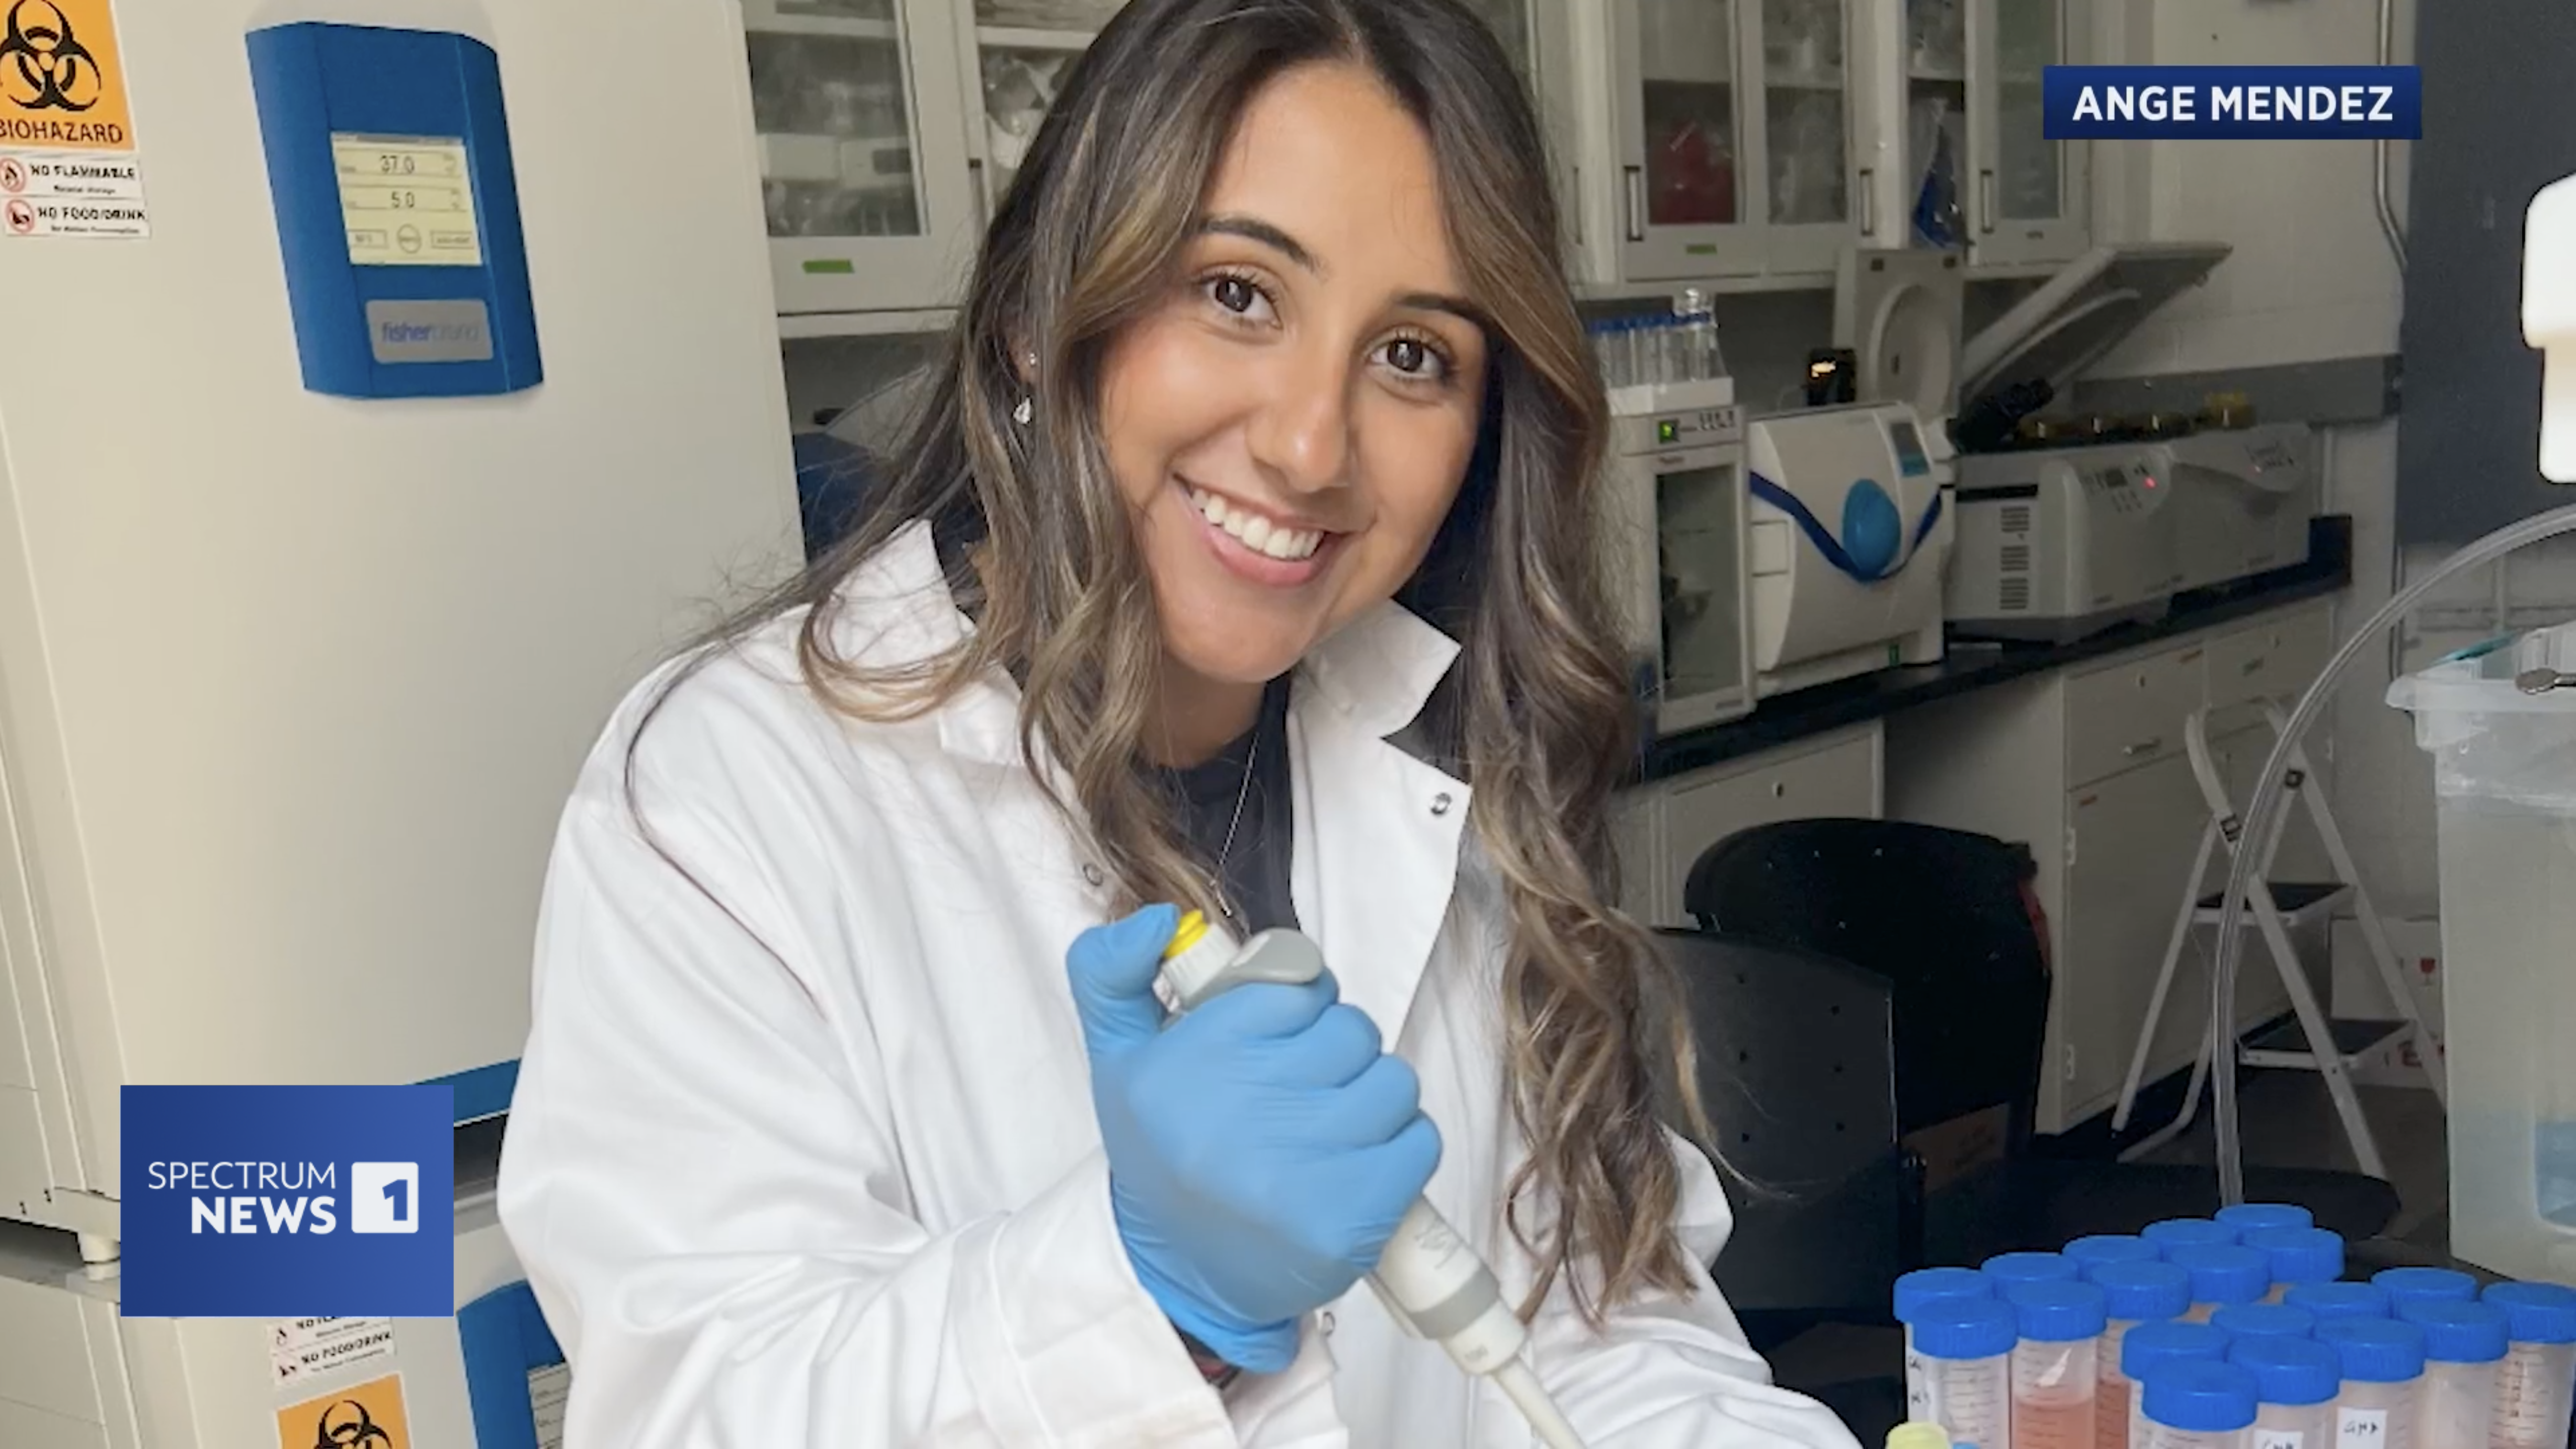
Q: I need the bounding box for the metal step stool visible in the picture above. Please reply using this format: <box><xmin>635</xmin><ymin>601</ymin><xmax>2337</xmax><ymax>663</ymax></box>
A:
<box><xmin>2111</xmin><ymin>701</ymin><xmax>2445</xmax><ymax>1178</ymax></box>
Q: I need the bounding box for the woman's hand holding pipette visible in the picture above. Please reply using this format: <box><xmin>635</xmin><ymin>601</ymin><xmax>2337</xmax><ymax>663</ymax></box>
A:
<box><xmin>1064</xmin><ymin>906</ymin><xmax>1443</xmax><ymax>1374</ymax></box>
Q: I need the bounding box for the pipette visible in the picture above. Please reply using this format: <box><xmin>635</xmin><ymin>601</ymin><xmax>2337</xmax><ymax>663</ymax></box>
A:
<box><xmin>1159</xmin><ymin>913</ymin><xmax>1590</xmax><ymax>1449</ymax></box>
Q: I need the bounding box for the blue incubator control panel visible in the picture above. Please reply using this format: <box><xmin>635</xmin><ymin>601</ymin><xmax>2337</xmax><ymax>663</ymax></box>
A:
<box><xmin>247</xmin><ymin>22</ymin><xmax>541</xmax><ymax>398</ymax></box>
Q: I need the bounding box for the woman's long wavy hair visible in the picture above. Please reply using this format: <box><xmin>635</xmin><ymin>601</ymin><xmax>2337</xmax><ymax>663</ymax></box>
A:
<box><xmin>637</xmin><ymin>0</ymin><xmax>1706</xmax><ymax>1324</ymax></box>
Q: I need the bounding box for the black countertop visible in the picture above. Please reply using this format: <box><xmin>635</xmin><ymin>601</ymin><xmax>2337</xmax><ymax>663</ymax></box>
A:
<box><xmin>1636</xmin><ymin>515</ymin><xmax>2357</xmax><ymax>783</ymax></box>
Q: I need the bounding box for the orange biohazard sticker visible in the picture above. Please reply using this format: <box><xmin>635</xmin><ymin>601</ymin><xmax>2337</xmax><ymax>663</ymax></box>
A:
<box><xmin>276</xmin><ymin>1371</ymin><xmax>410</xmax><ymax>1449</ymax></box>
<box><xmin>0</xmin><ymin>0</ymin><xmax>135</xmax><ymax>150</ymax></box>
<box><xmin>0</xmin><ymin>0</ymin><xmax>149</xmax><ymax>237</ymax></box>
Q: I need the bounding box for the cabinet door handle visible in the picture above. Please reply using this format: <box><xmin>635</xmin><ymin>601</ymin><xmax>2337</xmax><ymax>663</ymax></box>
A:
<box><xmin>1858</xmin><ymin>166</ymin><xmax>1876</xmax><ymax>236</ymax></box>
<box><xmin>2122</xmin><ymin>737</ymin><xmax>2164</xmax><ymax>759</ymax></box>
<box><xmin>1624</xmin><ymin>165</ymin><xmax>1647</xmax><ymax>242</ymax></box>
<box><xmin>1979</xmin><ymin>168</ymin><xmax>1997</xmax><ymax>234</ymax></box>
<box><xmin>968</xmin><ymin>158</ymin><xmax>991</xmax><ymax>232</ymax></box>
<box><xmin>1571</xmin><ymin>164</ymin><xmax>1584</xmax><ymax>247</ymax></box>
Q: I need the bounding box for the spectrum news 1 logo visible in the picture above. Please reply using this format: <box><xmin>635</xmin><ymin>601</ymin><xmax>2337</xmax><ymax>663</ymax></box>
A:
<box><xmin>120</xmin><ymin>1085</ymin><xmax>454</xmax><ymax>1317</ymax></box>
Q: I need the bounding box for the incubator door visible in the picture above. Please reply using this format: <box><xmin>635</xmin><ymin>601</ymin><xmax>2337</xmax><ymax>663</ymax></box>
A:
<box><xmin>1656</xmin><ymin>459</ymin><xmax>1753</xmax><ymax>732</ymax></box>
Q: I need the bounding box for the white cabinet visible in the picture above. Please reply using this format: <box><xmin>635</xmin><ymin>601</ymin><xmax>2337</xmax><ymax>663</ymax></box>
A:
<box><xmin>1613</xmin><ymin>721</ymin><xmax>1885</xmax><ymax>926</ymax></box>
<box><xmin>1757</xmin><ymin>0</ymin><xmax>1863</xmax><ymax>271</ymax></box>
<box><xmin>753</xmin><ymin>0</ymin><xmax>1576</xmax><ymax>320</ymax></box>
<box><xmin>1886</xmin><ymin>600</ymin><xmax>2334</xmax><ymax>1133</ymax></box>
<box><xmin>1565</xmin><ymin>0</ymin><xmax>1860</xmax><ymax>282</ymax></box>
<box><xmin>2061</xmin><ymin>755</ymin><xmax>2209</xmax><ymax>1116</ymax></box>
<box><xmin>747</xmin><ymin>0</ymin><xmax>980</xmax><ymax>315</ymax></box>
<box><xmin>737</xmin><ymin>0</ymin><xmax>2089</xmax><ymax>320</ymax></box>
<box><xmin>1962</xmin><ymin>0</ymin><xmax>2084</xmax><ymax>264</ymax></box>
<box><xmin>1867</xmin><ymin>0</ymin><xmax>2084</xmax><ymax>266</ymax></box>
<box><xmin>955</xmin><ymin>4</ymin><xmax>1105</xmax><ymax>214</ymax></box>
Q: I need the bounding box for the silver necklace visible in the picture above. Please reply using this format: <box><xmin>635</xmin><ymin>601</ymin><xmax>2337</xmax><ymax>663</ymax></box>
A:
<box><xmin>1210</xmin><ymin>717</ymin><xmax>1262</xmax><ymax>928</ymax></box>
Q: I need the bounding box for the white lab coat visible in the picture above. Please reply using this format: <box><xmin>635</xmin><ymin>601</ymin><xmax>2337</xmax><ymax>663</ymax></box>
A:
<box><xmin>498</xmin><ymin>519</ymin><xmax>1863</xmax><ymax>1449</ymax></box>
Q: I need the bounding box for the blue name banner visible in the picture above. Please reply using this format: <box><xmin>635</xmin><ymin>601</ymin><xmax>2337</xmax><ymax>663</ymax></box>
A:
<box><xmin>121</xmin><ymin>1085</ymin><xmax>454</xmax><ymax>1317</ymax></box>
<box><xmin>2043</xmin><ymin>66</ymin><xmax>2421</xmax><ymax>140</ymax></box>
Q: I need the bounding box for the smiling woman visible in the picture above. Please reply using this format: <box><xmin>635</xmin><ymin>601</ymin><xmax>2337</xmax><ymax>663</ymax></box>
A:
<box><xmin>1100</xmin><ymin>61</ymin><xmax>1493</xmax><ymax>764</ymax></box>
<box><xmin>495</xmin><ymin>2</ymin><xmax>1862</xmax><ymax>1446</ymax></box>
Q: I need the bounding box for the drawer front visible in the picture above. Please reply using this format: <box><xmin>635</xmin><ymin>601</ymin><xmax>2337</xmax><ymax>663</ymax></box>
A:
<box><xmin>0</xmin><ymin>1401</ymin><xmax>106</xmax><ymax>1449</ymax></box>
<box><xmin>2064</xmin><ymin>649</ymin><xmax>2199</xmax><ymax>786</ymax></box>
<box><xmin>2204</xmin><ymin>604</ymin><xmax>2334</xmax><ymax>716</ymax></box>
<box><xmin>0</xmin><ymin>1277</ymin><xmax>105</xmax><ymax>1426</ymax></box>
<box><xmin>1660</xmin><ymin>728</ymin><xmax>1881</xmax><ymax>918</ymax></box>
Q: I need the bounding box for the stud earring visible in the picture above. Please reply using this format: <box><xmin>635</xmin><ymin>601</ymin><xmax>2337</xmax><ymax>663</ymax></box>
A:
<box><xmin>1012</xmin><ymin>351</ymin><xmax>1038</xmax><ymax>426</ymax></box>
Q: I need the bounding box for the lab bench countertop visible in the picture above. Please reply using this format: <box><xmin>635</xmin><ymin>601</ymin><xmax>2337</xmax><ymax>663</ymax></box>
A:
<box><xmin>1638</xmin><ymin>515</ymin><xmax>2356</xmax><ymax>783</ymax></box>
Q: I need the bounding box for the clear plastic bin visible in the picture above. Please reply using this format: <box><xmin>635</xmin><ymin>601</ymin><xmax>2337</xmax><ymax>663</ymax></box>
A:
<box><xmin>2388</xmin><ymin>620</ymin><xmax>2576</xmax><ymax>1285</ymax></box>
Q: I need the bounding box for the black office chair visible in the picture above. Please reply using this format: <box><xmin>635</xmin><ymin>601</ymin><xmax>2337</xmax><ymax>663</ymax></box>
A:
<box><xmin>1684</xmin><ymin>818</ymin><xmax>2401</xmax><ymax>1265</ymax></box>
<box><xmin>1653</xmin><ymin>929</ymin><xmax>1912</xmax><ymax>1447</ymax></box>
<box><xmin>1654</xmin><ymin>929</ymin><xmax>1909</xmax><ymax>1320</ymax></box>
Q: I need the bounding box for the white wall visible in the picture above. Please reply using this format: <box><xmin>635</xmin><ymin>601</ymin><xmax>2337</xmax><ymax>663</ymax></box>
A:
<box><xmin>2087</xmin><ymin>0</ymin><xmax>2411</xmax><ymax>372</ymax></box>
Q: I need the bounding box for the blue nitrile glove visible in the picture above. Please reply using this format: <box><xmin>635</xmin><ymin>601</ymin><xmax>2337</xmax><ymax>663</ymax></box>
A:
<box><xmin>1066</xmin><ymin>905</ymin><xmax>1442</xmax><ymax>1375</ymax></box>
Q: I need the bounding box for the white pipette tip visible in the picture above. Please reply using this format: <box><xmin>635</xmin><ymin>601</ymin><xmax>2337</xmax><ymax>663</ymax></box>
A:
<box><xmin>1494</xmin><ymin>1359</ymin><xmax>1587</xmax><ymax>1449</ymax></box>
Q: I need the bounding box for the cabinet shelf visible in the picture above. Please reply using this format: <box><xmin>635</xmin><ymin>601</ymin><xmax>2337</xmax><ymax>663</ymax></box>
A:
<box><xmin>759</xmin><ymin>131</ymin><xmax>915</xmax><ymax>190</ymax></box>
<box><xmin>746</xmin><ymin>13</ymin><xmax>901</xmax><ymax>42</ymax></box>
<box><xmin>1575</xmin><ymin>270</ymin><xmax>1834</xmax><ymax>302</ymax></box>
<box><xmin>976</xmin><ymin>24</ymin><xmax>1092</xmax><ymax>53</ymax></box>
<box><xmin>778</xmin><ymin>308</ymin><xmax>956</xmax><ymax>338</ymax></box>
<box><xmin>1766</xmin><ymin>68</ymin><xmax>1847</xmax><ymax>91</ymax></box>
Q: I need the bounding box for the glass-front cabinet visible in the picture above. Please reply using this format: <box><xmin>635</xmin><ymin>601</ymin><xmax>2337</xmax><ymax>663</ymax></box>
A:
<box><xmin>746</xmin><ymin>0</ymin><xmax>977</xmax><ymax>315</ymax></box>
<box><xmin>1898</xmin><ymin>0</ymin><xmax>1970</xmax><ymax>251</ymax></box>
<box><xmin>1572</xmin><ymin>0</ymin><xmax>1857</xmax><ymax>285</ymax></box>
<box><xmin>1966</xmin><ymin>0</ymin><xmax>2084</xmax><ymax>266</ymax></box>
<box><xmin>1459</xmin><ymin>0</ymin><xmax>1583</xmax><ymax>268</ymax></box>
<box><xmin>1611</xmin><ymin>0</ymin><xmax>1761</xmax><ymax>278</ymax></box>
<box><xmin>1868</xmin><ymin>0</ymin><xmax>2090</xmax><ymax>269</ymax></box>
<box><xmin>739</xmin><ymin>0</ymin><xmax>2084</xmax><ymax>317</ymax></box>
<box><xmin>955</xmin><ymin>0</ymin><xmax>1120</xmax><ymax>215</ymax></box>
<box><xmin>1757</xmin><ymin>0</ymin><xmax>1856</xmax><ymax>271</ymax></box>
<box><xmin>745</xmin><ymin>0</ymin><xmax>1575</xmax><ymax>318</ymax></box>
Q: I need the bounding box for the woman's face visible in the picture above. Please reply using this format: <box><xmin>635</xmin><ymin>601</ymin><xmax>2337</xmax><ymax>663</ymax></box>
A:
<box><xmin>1097</xmin><ymin>61</ymin><xmax>1489</xmax><ymax>691</ymax></box>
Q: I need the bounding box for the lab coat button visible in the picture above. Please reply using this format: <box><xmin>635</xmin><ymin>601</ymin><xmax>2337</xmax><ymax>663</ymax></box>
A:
<box><xmin>1429</xmin><ymin>792</ymin><xmax>1453</xmax><ymax>816</ymax></box>
<box><xmin>1080</xmin><ymin>863</ymin><xmax>1104</xmax><ymax>887</ymax></box>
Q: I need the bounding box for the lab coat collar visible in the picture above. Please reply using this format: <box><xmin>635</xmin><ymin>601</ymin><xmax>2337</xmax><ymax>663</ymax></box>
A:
<box><xmin>840</xmin><ymin>520</ymin><xmax>1474</xmax><ymax>1043</ymax></box>
<box><xmin>843</xmin><ymin>519</ymin><xmax>1466</xmax><ymax>762</ymax></box>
